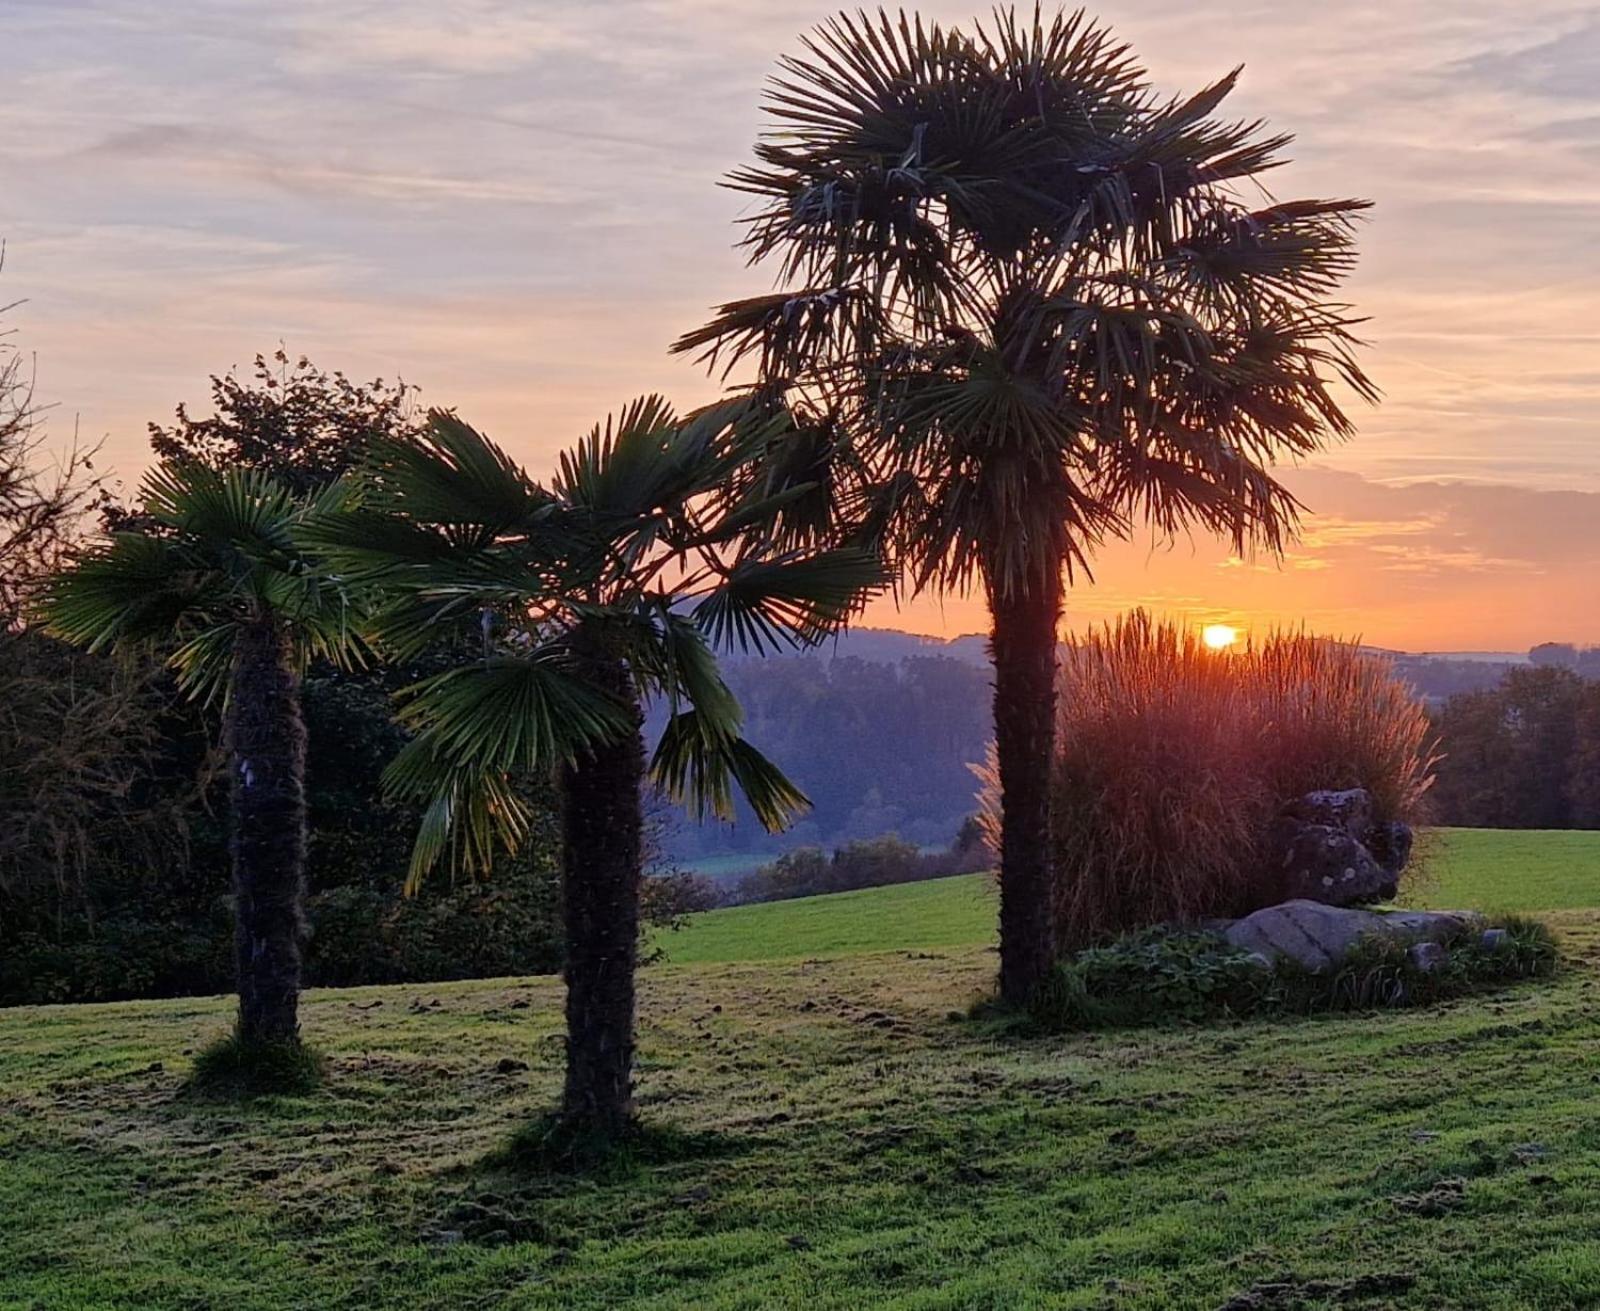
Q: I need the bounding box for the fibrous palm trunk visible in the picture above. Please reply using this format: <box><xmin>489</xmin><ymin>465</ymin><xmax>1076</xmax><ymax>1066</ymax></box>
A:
<box><xmin>559</xmin><ymin>634</ymin><xmax>644</xmax><ymax>1136</ymax></box>
<box><xmin>226</xmin><ymin>612</ymin><xmax>309</xmax><ymax>1047</ymax></box>
<box><xmin>988</xmin><ymin>565</ymin><xmax>1063</xmax><ymax>1006</ymax></box>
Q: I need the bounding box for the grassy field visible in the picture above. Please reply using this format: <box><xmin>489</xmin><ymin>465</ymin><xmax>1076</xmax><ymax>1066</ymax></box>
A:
<box><xmin>660</xmin><ymin>827</ymin><xmax>1600</xmax><ymax>965</ymax></box>
<box><xmin>6</xmin><ymin>827</ymin><xmax>1600</xmax><ymax>1309</ymax></box>
<box><xmin>659</xmin><ymin>871</ymin><xmax>998</xmax><ymax>965</ymax></box>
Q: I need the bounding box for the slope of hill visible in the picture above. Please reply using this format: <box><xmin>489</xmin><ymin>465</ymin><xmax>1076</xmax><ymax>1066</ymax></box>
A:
<box><xmin>659</xmin><ymin>827</ymin><xmax>1600</xmax><ymax>964</ymax></box>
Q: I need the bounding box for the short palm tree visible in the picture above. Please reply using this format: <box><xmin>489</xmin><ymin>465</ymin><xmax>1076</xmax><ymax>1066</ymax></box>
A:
<box><xmin>42</xmin><ymin>464</ymin><xmax>360</xmax><ymax>1057</ymax></box>
<box><xmin>676</xmin><ymin>8</ymin><xmax>1374</xmax><ymax>1003</ymax></box>
<box><xmin>309</xmin><ymin>397</ymin><xmax>885</xmax><ymax>1135</ymax></box>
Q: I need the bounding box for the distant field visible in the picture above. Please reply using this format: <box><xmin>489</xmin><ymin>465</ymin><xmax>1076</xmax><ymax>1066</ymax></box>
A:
<box><xmin>659</xmin><ymin>827</ymin><xmax>1600</xmax><ymax>964</ymax></box>
<box><xmin>658</xmin><ymin>873</ymin><xmax>996</xmax><ymax>965</ymax></box>
<box><xmin>1411</xmin><ymin>827</ymin><xmax>1600</xmax><ymax>912</ymax></box>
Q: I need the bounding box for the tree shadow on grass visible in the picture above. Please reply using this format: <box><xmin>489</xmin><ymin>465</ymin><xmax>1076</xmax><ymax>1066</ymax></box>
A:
<box><xmin>421</xmin><ymin>1114</ymin><xmax>754</xmax><ymax>1244</ymax></box>
<box><xmin>477</xmin><ymin>1112</ymin><xmax>748</xmax><ymax>1183</ymax></box>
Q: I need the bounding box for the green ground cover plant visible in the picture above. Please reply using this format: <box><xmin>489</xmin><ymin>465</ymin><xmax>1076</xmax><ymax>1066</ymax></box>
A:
<box><xmin>1029</xmin><ymin>918</ymin><xmax>1556</xmax><ymax>1031</ymax></box>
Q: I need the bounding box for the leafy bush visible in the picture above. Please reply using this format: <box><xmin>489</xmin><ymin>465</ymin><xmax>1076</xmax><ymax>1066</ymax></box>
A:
<box><xmin>980</xmin><ymin>611</ymin><xmax>1438</xmax><ymax>951</ymax></box>
<box><xmin>639</xmin><ymin>871</ymin><xmax>721</xmax><ymax>924</ymax></box>
<box><xmin>1031</xmin><ymin>917</ymin><xmax>1556</xmax><ymax>1031</ymax></box>
<box><xmin>305</xmin><ymin>865</ymin><xmax>563</xmax><ymax>989</ymax></box>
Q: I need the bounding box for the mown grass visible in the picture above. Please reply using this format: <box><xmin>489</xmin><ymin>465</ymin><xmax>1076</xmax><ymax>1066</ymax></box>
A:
<box><xmin>660</xmin><ymin>827</ymin><xmax>1600</xmax><ymax>965</ymax></box>
<box><xmin>5</xmin><ymin>827</ymin><xmax>1600</xmax><ymax>1308</ymax></box>
<box><xmin>1410</xmin><ymin>827</ymin><xmax>1600</xmax><ymax>913</ymax></box>
<box><xmin>3</xmin><ymin>922</ymin><xmax>1599</xmax><ymax>1307</ymax></box>
<box><xmin>659</xmin><ymin>871</ymin><xmax>998</xmax><ymax>965</ymax></box>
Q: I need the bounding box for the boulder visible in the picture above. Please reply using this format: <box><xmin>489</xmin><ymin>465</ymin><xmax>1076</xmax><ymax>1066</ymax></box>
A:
<box><xmin>1407</xmin><ymin>941</ymin><xmax>1447</xmax><ymax>973</ymax></box>
<box><xmin>1269</xmin><ymin>818</ymin><xmax>1396</xmax><ymax>906</ymax></box>
<box><xmin>1282</xmin><ymin>788</ymin><xmax>1373</xmax><ymax>839</ymax></box>
<box><xmin>1222</xmin><ymin>899</ymin><xmax>1484</xmax><ymax>973</ymax></box>
<box><xmin>1266</xmin><ymin>788</ymin><xmax>1413</xmax><ymax>907</ymax></box>
<box><xmin>1368</xmin><ymin>820</ymin><xmax>1414</xmax><ymax>877</ymax></box>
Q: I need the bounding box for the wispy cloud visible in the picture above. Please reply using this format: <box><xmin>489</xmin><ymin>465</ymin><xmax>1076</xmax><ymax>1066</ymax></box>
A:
<box><xmin>873</xmin><ymin>468</ymin><xmax>1600</xmax><ymax>649</ymax></box>
<box><xmin>3</xmin><ymin>0</ymin><xmax>1599</xmax><ymax>644</ymax></box>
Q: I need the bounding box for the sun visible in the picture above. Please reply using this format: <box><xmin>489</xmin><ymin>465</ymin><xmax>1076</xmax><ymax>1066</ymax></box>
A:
<box><xmin>1202</xmin><ymin>623</ymin><xmax>1239</xmax><ymax>651</ymax></box>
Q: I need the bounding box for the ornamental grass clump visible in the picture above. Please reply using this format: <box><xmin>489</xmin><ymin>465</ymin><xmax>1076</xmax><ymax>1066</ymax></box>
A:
<box><xmin>981</xmin><ymin>610</ymin><xmax>1438</xmax><ymax>952</ymax></box>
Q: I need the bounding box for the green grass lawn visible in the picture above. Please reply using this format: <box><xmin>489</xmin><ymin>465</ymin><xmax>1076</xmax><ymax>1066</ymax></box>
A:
<box><xmin>1415</xmin><ymin>828</ymin><xmax>1600</xmax><ymax>912</ymax></box>
<box><xmin>6</xmin><ymin>827</ymin><xmax>1600</xmax><ymax>1309</ymax></box>
<box><xmin>658</xmin><ymin>870</ymin><xmax>998</xmax><ymax>965</ymax></box>
<box><xmin>660</xmin><ymin>827</ymin><xmax>1600</xmax><ymax>965</ymax></box>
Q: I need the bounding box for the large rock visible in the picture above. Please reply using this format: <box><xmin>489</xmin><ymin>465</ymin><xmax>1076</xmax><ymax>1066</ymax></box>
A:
<box><xmin>1282</xmin><ymin>788</ymin><xmax>1373</xmax><ymax>838</ymax></box>
<box><xmin>1266</xmin><ymin>788</ymin><xmax>1412</xmax><ymax>907</ymax></box>
<box><xmin>1222</xmin><ymin>899</ymin><xmax>1483</xmax><ymax>973</ymax></box>
<box><xmin>1367</xmin><ymin>820</ymin><xmax>1414</xmax><ymax>877</ymax></box>
<box><xmin>1270</xmin><ymin>819</ymin><xmax>1394</xmax><ymax>905</ymax></box>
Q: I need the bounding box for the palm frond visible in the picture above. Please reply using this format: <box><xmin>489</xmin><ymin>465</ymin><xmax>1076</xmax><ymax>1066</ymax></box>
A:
<box><xmin>167</xmin><ymin>622</ymin><xmax>242</xmax><ymax>707</ymax></box>
<box><xmin>554</xmin><ymin>395</ymin><xmax>680</xmax><ymax>515</ymax></box>
<box><xmin>363</xmin><ymin>410</ymin><xmax>550</xmax><ymax>534</ymax></box>
<box><xmin>141</xmin><ymin>462</ymin><xmax>298</xmax><ymax>562</ymax></box>
<box><xmin>392</xmin><ymin>652</ymin><xmax>631</xmax><ymax>777</ymax></box>
<box><xmin>649</xmin><ymin>709</ymin><xmax>809</xmax><ymax>831</ymax></box>
<box><xmin>383</xmin><ymin>745</ymin><xmax>534</xmax><ymax>890</ymax></box>
<box><xmin>39</xmin><ymin>532</ymin><xmax>223</xmax><ymax>651</ymax></box>
<box><xmin>694</xmin><ymin>546</ymin><xmax>889</xmax><ymax>653</ymax></box>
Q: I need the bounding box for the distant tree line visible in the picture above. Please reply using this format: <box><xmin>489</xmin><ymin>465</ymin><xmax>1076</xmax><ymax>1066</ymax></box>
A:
<box><xmin>1430</xmin><ymin>666</ymin><xmax>1600</xmax><ymax>829</ymax></box>
<box><xmin>727</xmin><ymin>825</ymin><xmax>991</xmax><ymax>906</ymax></box>
<box><xmin>1529</xmin><ymin>643</ymin><xmax>1600</xmax><ymax>678</ymax></box>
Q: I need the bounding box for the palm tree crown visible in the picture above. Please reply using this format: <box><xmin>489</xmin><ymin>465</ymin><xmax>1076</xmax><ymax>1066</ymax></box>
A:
<box><xmin>676</xmin><ymin>7</ymin><xmax>1374</xmax><ymax>590</ymax></box>
<box><xmin>43</xmin><ymin>463</ymin><xmax>362</xmax><ymax>701</ymax></box>
<box><xmin>310</xmin><ymin>396</ymin><xmax>887</xmax><ymax>885</ymax></box>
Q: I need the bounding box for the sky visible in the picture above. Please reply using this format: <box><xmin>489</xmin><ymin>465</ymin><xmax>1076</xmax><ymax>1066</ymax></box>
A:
<box><xmin>5</xmin><ymin>0</ymin><xmax>1600</xmax><ymax>650</ymax></box>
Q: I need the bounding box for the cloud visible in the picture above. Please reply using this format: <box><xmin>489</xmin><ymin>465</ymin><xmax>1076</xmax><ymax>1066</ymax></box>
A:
<box><xmin>869</xmin><ymin>468</ymin><xmax>1600</xmax><ymax>649</ymax></box>
<box><xmin>4</xmin><ymin>0</ymin><xmax>1600</xmax><ymax>648</ymax></box>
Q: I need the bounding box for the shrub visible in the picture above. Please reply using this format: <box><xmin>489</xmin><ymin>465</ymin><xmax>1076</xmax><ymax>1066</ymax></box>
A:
<box><xmin>1031</xmin><ymin>917</ymin><xmax>1557</xmax><ymax>1031</ymax></box>
<box><xmin>980</xmin><ymin>611</ymin><xmax>1438</xmax><ymax>951</ymax></box>
<box><xmin>639</xmin><ymin>871</ymin><xmax>721</xmax><ymax>924</ymax></box>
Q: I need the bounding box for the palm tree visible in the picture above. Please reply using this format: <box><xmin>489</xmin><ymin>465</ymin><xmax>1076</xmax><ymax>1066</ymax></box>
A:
<box><xmin>308</xmin><ymin>397</ymin><xmax>885</xmax><ymax>1135</ymax></box>
<box><xmin>42</xmin><ymin>464</ymin><xmax>360</xmax><ymax>1056</ymax></box>
<box><xmin>676</xmin><ymin>8</ymin><xmax>1374</xmax><ymax>1004</ymax></box>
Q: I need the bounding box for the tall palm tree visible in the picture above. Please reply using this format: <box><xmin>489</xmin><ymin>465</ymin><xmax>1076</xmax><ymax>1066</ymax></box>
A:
<box><xmin>676</xmin><ymin>8</ymin><xmax>1374</xmax><ymax>1004</ymax></box>
<box><xmin>42</xmin><ymin>464</ymin><xmax>361</xmax><ymax>1053</ymax></box>
<box><xmin>308</xmin><ymin>397</ymin><xmax>885</xmax><ymax>1135</ymax></box>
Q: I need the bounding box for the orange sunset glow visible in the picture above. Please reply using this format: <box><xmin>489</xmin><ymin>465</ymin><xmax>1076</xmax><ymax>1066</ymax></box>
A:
<box><xmin>6</xmin><ymin>1</ymin><xmax>1600</xmax><ymax>652</ymax></box>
